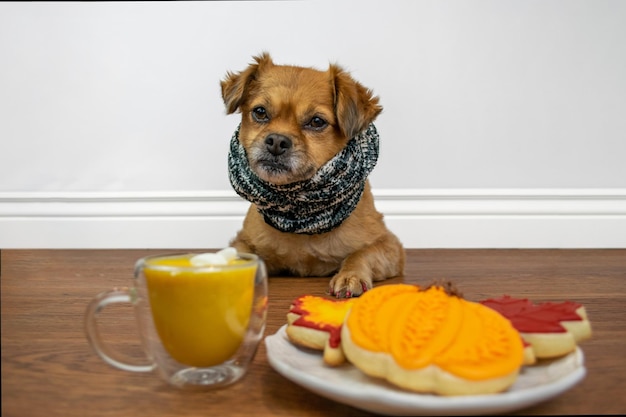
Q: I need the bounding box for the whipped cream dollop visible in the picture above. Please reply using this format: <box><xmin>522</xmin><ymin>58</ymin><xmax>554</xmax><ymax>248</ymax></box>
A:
<box><xmin>190</xmin><ymin>247</ymin><xmax>238</xmax><ymax>266</ymax></box>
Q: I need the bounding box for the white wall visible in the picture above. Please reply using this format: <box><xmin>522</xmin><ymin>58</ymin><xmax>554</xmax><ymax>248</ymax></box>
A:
<box><xmin>1</xmin><ymin>0</ymin><xmax>625</xmax><ymax>248</ymax></box>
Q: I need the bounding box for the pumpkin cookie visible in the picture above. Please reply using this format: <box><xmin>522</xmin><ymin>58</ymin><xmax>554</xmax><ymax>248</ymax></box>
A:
<box><xmin>342</xmin><ymin>284</ymin><xmax>525</xmax><ymax>396</ymax></box>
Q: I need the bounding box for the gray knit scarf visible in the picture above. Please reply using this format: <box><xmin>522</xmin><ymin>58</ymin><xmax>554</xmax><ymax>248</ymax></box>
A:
<box><xmin>228</xmin><ymin>123</ymin><xmax>379</xmax><ymax>234</ymax></box>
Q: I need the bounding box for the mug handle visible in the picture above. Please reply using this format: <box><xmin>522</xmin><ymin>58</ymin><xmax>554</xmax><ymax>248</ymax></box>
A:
<box><xmin>84</xmin><ymin>288</ymin><xmax>156</xmax><ymax>373</ymax></box>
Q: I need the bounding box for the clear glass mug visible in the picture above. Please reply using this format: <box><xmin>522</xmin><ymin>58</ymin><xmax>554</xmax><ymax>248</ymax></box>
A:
<box><xmin>85</xmin><ymin>252</ymin><xmax>267</xmax><ymax>389</ymax></box>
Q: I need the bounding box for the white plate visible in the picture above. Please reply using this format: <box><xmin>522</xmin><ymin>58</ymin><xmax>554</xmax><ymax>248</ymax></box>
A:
<box><xmin>265</xmin><ymin>325</ymin><xmax>585</xmax><ymax>416</ymax></box>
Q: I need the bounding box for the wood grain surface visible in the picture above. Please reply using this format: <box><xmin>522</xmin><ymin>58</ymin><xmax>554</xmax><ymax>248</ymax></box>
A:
<box><xmin>2</xmin><ymin>249</ymin><xmax>625</xmax><ymax>416</ymax></box>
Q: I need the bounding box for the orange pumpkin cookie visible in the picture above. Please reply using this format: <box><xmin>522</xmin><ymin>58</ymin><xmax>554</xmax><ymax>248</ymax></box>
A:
<box><xmin>342</xmin><ymin>284</ymin><xmax>525</xmax><ymax>396</ymax></box>
<box><xmin>286</xmin><ymin>295</ymin><xmax>356</xmax><ymax>366</ymax></box>
<box><xmin>480</xmin><ymin>295</ymin><xmax>592</xmax><ymax>361</ymax></box>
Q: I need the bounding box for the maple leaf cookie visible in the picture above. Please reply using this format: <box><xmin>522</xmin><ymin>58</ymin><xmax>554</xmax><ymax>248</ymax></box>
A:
<box><xmin>286</xmin><ymin>295</ymin><xmax>356</xmax><ymax>366</ymax></box>
<box><xmin>480</xmin><ymin>295</ymin><xmax>592</xmax><ymax>361</ymax></box>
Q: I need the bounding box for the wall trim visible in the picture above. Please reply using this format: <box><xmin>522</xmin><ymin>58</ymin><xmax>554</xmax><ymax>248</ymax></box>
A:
<box><xmin>1</xmin><ymin>189</ymin><xmax>625</xmax><ymax>248</ymax></box>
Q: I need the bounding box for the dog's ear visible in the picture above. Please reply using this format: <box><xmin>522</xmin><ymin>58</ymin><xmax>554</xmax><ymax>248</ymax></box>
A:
<box><xmin>221</xmin><ymin>52</ymin><xmax>274</xmax><ymax>114</ymax></box>
<box><xmin>330</xmin><ymin>64</ymin><xmax>382</xmax><ymax>139</ymax></box>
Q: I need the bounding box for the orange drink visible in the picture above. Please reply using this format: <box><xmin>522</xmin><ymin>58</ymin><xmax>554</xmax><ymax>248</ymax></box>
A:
<box><xmin>143</xmin><ymin>254</ymin><xmax>256</xmax><ymax>367</ymax></box>
<box><xmin>85</xmin><ymin>249</ymin><xmax>267</xmax><ymax>389</ymax></box>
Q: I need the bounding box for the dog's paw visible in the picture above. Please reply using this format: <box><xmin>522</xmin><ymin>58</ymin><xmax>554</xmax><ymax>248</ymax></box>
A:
<box><xmin>328</xmin><ymin>273</ymin><xmax>372</xmax><ymax>298</ymax></box>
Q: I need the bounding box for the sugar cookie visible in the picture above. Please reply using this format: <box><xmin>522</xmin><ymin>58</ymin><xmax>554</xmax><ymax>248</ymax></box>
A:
<box><xmin>480</xmin><ymin>295</ymin><xmax>592</xmax><ymax>360</ymax></box>
<box><xmin>342</xmin><ymin>284</ymin><xmax>525</xmax><ymax>396</ymax></box>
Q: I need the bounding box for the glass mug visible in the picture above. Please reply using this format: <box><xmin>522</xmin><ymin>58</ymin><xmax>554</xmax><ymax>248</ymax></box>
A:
<box><xmin>85</xmin><ymin>252</ymin><xmax>267</xmax><ymax>389</ymax></box>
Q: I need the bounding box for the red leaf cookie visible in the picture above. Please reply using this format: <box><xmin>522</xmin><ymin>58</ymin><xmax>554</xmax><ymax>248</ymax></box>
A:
<box><xmin>480</xmin><ymin>295</ymin><xmax>592</xmax><ymax>362</ymax></box>
<box><xmin>286</xmin><ymin>295</ymin><xmax>356</xmax><ymax>366</ymax></box>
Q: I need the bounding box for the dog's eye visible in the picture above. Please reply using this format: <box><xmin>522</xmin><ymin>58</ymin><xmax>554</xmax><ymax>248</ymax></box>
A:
<box><xmin>305</xmin><ymin>116</ymin><xmax>328</xmax><ymax>131</ymax></box>
<box><xmin>252</xmin><ymin>106</ymin><xmax>269</xmax><ymax>123</ymax></box>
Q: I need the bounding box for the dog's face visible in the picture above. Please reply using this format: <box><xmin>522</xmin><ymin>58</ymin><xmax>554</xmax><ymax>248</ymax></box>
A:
<box><xmin>221</xmin><ymin>53</ymin><xmax>382</xmax><ymax>185</ymax></box>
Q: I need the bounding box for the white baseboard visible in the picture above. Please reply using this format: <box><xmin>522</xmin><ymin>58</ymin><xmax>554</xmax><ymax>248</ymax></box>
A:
<box><xmin>1</xmin><ymin>189</ymin><xmax>626</xmax><ymax>248</ymax></box>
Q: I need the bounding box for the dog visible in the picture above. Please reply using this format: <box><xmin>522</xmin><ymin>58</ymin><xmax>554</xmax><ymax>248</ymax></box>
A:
<box><xmin>221</xmin><ymin>53</ymin><xmax>404</xmax><ymax>297</ymax></box>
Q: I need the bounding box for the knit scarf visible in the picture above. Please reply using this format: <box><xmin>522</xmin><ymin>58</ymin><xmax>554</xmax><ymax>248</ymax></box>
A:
<box><xmin>228</xmin><ymin>123</ymin><xmax>380</xmax><ymax>234</ymax></box>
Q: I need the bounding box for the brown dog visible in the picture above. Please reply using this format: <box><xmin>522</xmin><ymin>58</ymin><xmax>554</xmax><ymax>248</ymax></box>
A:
<box><xmin>221</xmin><ymin>53</ymin><xmax>404</xmax><ymax>297</ymax></box>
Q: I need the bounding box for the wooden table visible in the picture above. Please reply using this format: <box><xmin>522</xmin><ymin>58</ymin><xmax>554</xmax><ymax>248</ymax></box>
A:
<box><xmin>2</xmin><ymin>249</ymin><xmax>625</xmax><ymax>416</ymax></box>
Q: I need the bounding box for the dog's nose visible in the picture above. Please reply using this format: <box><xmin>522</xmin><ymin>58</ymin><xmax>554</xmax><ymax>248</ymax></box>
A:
<box><xmin>265</xmin><ymin>134</ymin><xmax>292</xmax><ymax>156</ymax></box>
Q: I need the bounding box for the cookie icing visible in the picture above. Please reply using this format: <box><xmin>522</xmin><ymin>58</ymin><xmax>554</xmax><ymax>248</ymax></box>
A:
<box><xmin>345</xmin><ymin>285</ymin><xmax>524</xmax><ymax>382</ymax></box>
<box><xmin>289</xmin><ymin>295</ymin><xmax>355</xmax><ymax>348</ymax></box>
<box><xmin>480</xmin><ymin>295</ymin><xmax>583</xmax><ymax>333</ymax></box>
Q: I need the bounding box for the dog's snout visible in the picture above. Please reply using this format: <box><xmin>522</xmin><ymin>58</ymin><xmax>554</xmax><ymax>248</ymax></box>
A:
<box><xmin>265</xmin><ymin>134</ymin><xmax>292</xmax><ymax>156</ymax></box>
